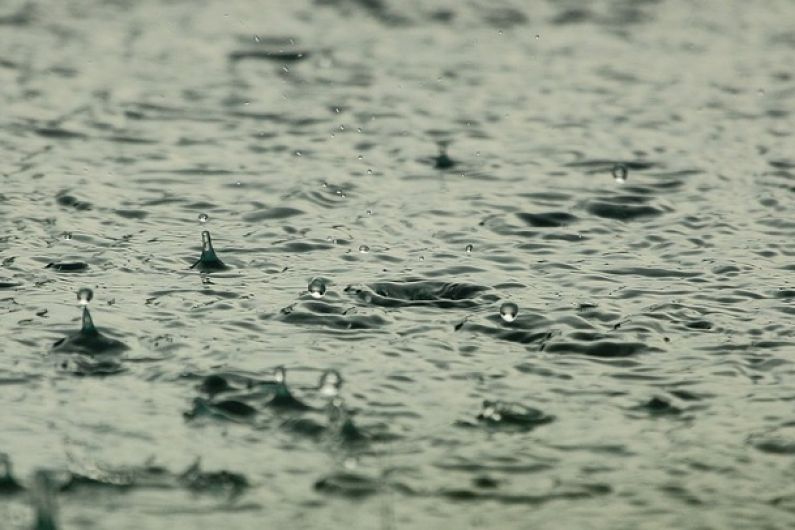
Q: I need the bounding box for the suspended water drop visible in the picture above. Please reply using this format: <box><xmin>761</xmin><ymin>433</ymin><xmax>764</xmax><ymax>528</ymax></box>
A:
<box><xmin>76</xmin><ymin>288</ymin><xmax>93</xmax><ymax>306</ymax></box>
<box><xmin>319</xmin><ymin>369</ymin><xmax>343</xmax><ymax>397</ymax></box>
<box><xmin>500</xmin><ymin>302</ymin><xmax>519</xmax><ymax>323</ymax></box>
<box><xmin>198</xmin><ymin>213</ymin><xmax>209</xmax><ymax>224</ymax></box>
<box><xmin>63</xmin><ymin>232</ymin><xmax>73</xmax><ymax>240</ymax></box>
<box><xmin>253</xmin><ymin>35</ymin><xmax>261</xmax><ymax>43</ymax></box>
<box><xmin>466</xmin><ymin>244</ymin><xmax>474</xmax><ymax>254</ymax></box>
<box><xmin>295</xmin><ymin>151</ymin><xmax>302</xmax><ymax>157</ymax></box>
<box><xmin>274</xmin><ymin>366</ymin><xmax>286</xmax><ymax>384</ymax></box>
<box><xmin>357</xmin><ymin>155</ymin><xmax>363</xmax><ymax>160</ymax></box>
<box><xmin>308</xmin><ymin>278</ymin><xmax>327</xmax><ymax>299</ymax></box>
<box><xmin>366</xmin><ymin>209</ymin><xmax>373</xmax><ymax>215</ymax></box>
<box><xmin>612</xmin><ymin>164</ymin><xmax>628</xmax><ymax>183</ymax></box>
<box><xmin>358</xmin><ymin>245</ymin><xmax>370</xmax><ymax>254</ymax></box>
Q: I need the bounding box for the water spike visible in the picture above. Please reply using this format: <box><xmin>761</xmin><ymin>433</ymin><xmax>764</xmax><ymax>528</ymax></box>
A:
<box><xmin>274</xmin><ymin>366</ymin><xmax>286</xmax><ymax>384</ymax></box>
<box><xmin>191</xmin><ymin>230</ymin><xmax>227</xmax><ymax>272</ymax></box>
<box><xmin>80</xmin><ymin>307</ymin><xmax>97</xmax><ymax>335</ymax></box>
<box><xmin>201</xmin><ymin>230</ymin><xmax>213</xmax><ymax>253</ymax></box>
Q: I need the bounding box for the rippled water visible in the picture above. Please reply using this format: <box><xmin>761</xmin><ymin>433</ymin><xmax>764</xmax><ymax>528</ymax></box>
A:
<box><xmin>1</xmin><ymin>0</ymin><xmax>794</xmax><ymax>528</ymax></box>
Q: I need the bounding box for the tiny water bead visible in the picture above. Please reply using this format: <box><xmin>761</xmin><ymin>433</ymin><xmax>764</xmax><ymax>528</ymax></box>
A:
<box><xmin>319</xmin><ymin>369</ymin><xmax>343</xmax><ymax>398</ymax></box>
<box><xmin>308</xmin><ymin>278</ymin><xmax>327</xmax><ymax>299</ymax></box>
<box><xmin>63</xmin><ymin>232</ymin><xmax>73</xmax><ymax>240</ymax></box>
<box><xmin>612</xmin><ymin>164</ymin><xmax>628</xmax><ymax>183</ymax></box>
<box><xmin>499</xmin><ymin>302</ymin><xmax>519</xmax><ymax>323</ymax></box>
<box><xmin>358</xmin><ymin>245</ymin><xmax>370</xmax><ymax>254</ymax></box>
<box><xmin>76</xmin><ymin>288</ymin><xmax>93</xmax><ymax>306</ymax></box>
<box><xmin>274</xmin><ymin>366</ymin><xmax>286</xmax><ymax>384</ymax></box>
<box><xmin>198</xmin><ymin>213</ymin><xmax>209</xmax><ymax>224</ymax></box>
<box><xmin>466</xmin><ymin>244</ymin><xmax>473</xmax><ymax>254</ymax></box>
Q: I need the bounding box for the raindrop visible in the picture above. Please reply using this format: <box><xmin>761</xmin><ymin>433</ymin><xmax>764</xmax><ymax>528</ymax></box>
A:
<box><xmin>319</xmin><ymin>369</ymin><xmax>343</xmax><ymax>398</ymax></box>
<box><xmin>466</xmin><ymin>244</ymin><xmax>473</xmax><ymax>254</ymax></box>
<box><xmin>295</xmin><ymin>151</ymin><xmax>302</xmax><ymax>157</ymax></box>
<box><xmin>500</xmin><ymin>302</ymin><xmax>518</xmax><ymax>323</ymax></box>
<box><xmin>308</xmin><ymin>278</ymin><xmax>327</xmax><ymax>299</ymax></box>
<box><xmin>198</xmin><ymin>213</ymin><xmax>209</xmax><ymax>224</ymax></box>
<box><xmin>76</xmin><ymin>288</ymin><xmax>93</xmax><ymax>306</ymax></box>
<box><xmin>358</xmin><ymin>245</ymin><xmax>370</xmax><ymax>254</ymax></box>
<box><xmin>63</xmin><ymin>232</ymin><xmax>73</xmax><ymax>240</ymax></box>
<box><xmin>274</xmin><ymin>366</ymin><xmax>286</xmax><ymax>384</ymax></box>
<box><xmin>612</xmin><ymin>164</ymin><xmax>628</xmax><ymax>183</ymax></box>
<box><xmin>366</xmin><ymin>209</ymin><xmax>373</xmax><ymax>215</ymax></box>
<box><xmin>253</xmin><ymin>35</ymin><xmax>261</xmax><ymax>43</ymax></box>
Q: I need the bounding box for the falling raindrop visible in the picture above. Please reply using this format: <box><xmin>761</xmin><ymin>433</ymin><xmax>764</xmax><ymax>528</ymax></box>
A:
<box><xmin>63</xmin><ymin>232</ymin><xmax>73</xmax><ymax>240</ymax></box>
<box><xmin>466</xmin><ymin>244</ymin><xmax>474</xmax><ymax>254</ymax></box>
<box><xmin>500</xmin><ymin>302</ymin><xmax>519</xmax><ymax>323</ymax></box>
<box><xmin>308</xmin><ymin>278</ymin><xmax>327</xmax><ymax>299</ymax></box>
<box><xmin>198</xmin><ymin>213</ymin><xmax>209</xmax><ymax>224</ymax></box>
<box><xmin>358</xmin><ymin>245</ymin><xmax>370</xmax><ymax>254</ymax></box>
<box><xmin>612</xmin><ymin>164</ymin><xmax>628</xmax><ymax>183</ymax></box>
<box><xmin>77</xmin><ymin>288</ymin><xmax>93</xmax><ymax>306</ymax></box>
<box><xmin>274</xmin><ymin>366</ymin><xmax>286</xmax><ymax>384</ymax></box>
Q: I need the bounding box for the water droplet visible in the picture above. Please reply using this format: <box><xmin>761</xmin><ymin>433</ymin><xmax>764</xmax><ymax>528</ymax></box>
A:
<box><xmin>358</xmin><ymin>245</ymin><xmax>370</xmax><ymax>254</ymax></box>
<box><xmin>500</xmin><ymin>302</ymin><xmax>519</xmax><ymax>323</ymax></box>
<box><xmin>274</xmin><ymin>366</ymin><xmax>286</xmax><ymax>384</ymax></box>
<box><xmin>357</xmin><ymin>155</ymin><xmax>363</xmax><ymax>160</ymax></box>
<box><xmin>63</xmin><ymin>232</ymin><xmax>73</xmax><ymax>240</ymax></box>
<box><xmin>466</xmin><ymin>244</ymin><xmax>473</xmax><ymax>254</ymax></box>
<box><xmin>198</xmin><ymin>213</ymin><xmax>209</xmax><ymax>224</ymax></box>
<box><xmin>419</xmin><ymin>255</ymin><xmax>424</xmax><ymax>262</ymax></box>
<box><xmin>366</xmin><ymin>209</ymin><xmax>373</xmax><ymax>215</ymax></box>
<box><xmin>319</xmin><ymin>369</ymin><xmax>343</xmax><ymax>397</ymax></box>
<box><xmin>612</xmin><ymin>164</ymin><xmax>628</xmax><ymax>183</ymax></box>
<box><xmin>77</xmin><ymin>288</ymin><xmax>93</xmax><ymax>306</ymax></box>
<box><xmin>253</xmin><ymin>35</ymin><xmax>261</xmax><ymax>43</ymax></box>
<box><xmin>535</xmin><ymin>34</ymin><xmax>541</xmax><ymax>39</ymax></box>
<box><xmin>295</xmin><ymin>151</ymin><xmax>302</xmax><ymax>157</ymax></box>
<box><xmin>308</xmin><ymin>278</ymin><xmax>327</xmax><ymax>299</ymax></box>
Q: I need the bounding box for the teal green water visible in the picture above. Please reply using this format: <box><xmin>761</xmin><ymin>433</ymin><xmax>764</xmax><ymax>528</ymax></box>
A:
<box><xmin>1</xmin><ymin>0</ymin><xmax>794</xmax><ymax>528</ymax></box>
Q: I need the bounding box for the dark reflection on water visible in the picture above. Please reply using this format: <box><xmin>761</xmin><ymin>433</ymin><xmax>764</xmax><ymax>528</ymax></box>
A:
<box><xmin>1</xmin><ymin>0</ymin><xmax>794</xmax><ymax>528</ymax></box>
